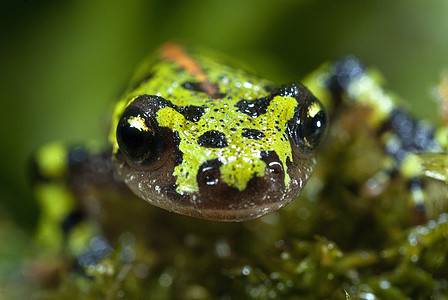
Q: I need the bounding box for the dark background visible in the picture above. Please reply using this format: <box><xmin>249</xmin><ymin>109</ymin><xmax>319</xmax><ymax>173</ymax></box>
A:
<box><xmin>1</xmin><ymin>0</ymin><xmax>448</xmax><ymax>230</ymax></box>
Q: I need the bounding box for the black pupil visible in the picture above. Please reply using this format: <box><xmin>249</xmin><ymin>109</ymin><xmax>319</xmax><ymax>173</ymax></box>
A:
<box><xmin>116</xmin><ymin>106</ymin><xmax>156</xmax><ymax>164</ymax></box>
<box><xmin>289</xmin><ymin>103</ymin><xmax>327</xmax><ymax>151</ymax></box>
<box><xmin>306</xmin><ymin>110</ymin><xmax>326</xmax><ymax>144</ymax></box>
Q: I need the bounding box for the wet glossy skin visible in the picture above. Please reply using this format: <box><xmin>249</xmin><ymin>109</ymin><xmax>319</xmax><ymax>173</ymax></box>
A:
<box><xmin>111</xmin><ymin>44</ymin><xmax>327</xmax><ymax>221</ymax></box>
<box><xmin>30</xmin><ymin>48</ymin><xmax>448</xmax><ymax>298</ymax></box>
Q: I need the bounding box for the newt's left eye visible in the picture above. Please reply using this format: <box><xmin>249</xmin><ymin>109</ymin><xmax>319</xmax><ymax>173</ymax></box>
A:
<box><xmin>293</xmin><ymin>101</ymin><xmax>327</xmax><ymax>150</ymax></box>
<box><xmin>282</xmin><ymin>84</ymin><xmax>327</xmax><ymax>152</ymax></box>
<box><xmin>116</xmin><ymin>104</ymin><xmax>164</xmax><ymax>166</ymax></box>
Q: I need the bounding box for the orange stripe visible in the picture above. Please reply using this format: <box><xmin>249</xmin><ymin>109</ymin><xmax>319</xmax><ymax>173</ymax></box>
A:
<box><xmin>160</xmin><ymin>43</ymin><xmax>219</xmax><ymax>97</ymax></box>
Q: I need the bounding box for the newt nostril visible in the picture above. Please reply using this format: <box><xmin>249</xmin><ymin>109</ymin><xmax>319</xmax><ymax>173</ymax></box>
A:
<box><xmin>267</xmin><ymin>160</ymin><xmax>283</xmax><ymax>175</ymax></box>
<box><xmin>197</xmin><ymin>159</ymin><xmax>222</xmax><ymax>187</ymax></box>
<box><xmin>261</xmin><ymin>151</ymin><xmax>285</xmax><ymax>186</ymax></box>
<box><xmin>202</xmin><ymin>166</ymin><xmax>219</xmax><ymax>186</ymax></box>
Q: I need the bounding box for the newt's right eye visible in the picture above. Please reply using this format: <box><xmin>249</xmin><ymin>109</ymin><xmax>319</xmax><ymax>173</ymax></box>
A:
<box><xmin>116</xmin><ymin>104</ymin><xmax>163</xmax><ymax>166</ymax></box>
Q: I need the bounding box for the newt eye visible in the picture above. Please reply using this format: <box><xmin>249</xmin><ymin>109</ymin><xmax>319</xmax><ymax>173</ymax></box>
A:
<box><xmin>287</xmin><ymin>92</ymin><xmax>327</xmax><ymax>152</ymax></box>
<box><xmin>116</xmin><ymin>105</ymin><xmax>162</xmax><ymax>166</ymax></box>
<box><xmin>301</xmin><ymin>103</ymin><xmax>327</xmax><ymax>149</ymax></box>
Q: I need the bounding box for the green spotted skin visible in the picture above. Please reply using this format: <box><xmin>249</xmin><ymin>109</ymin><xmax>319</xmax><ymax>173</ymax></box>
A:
<box><xmin>111</xmin><ymin>44</ymin><xmax>327</xmax><ymax>221</ymax></box>
<box><xmin>29</xmin><ymin>50</ymin><xmax>448</xmax><ymax>299</ymax></box>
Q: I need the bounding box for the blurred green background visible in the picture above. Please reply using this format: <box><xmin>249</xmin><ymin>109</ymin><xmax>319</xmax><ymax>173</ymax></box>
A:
<box><xmin>1</xmin><ymin>0</ymin><xmax>448</xmax><ymax>230</ymax></box>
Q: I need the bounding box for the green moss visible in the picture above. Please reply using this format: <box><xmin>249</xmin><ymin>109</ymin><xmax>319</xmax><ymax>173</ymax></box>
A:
<box><xmin>26</xmin><ymin>116</ymin><xmax>448</xmax><ymax>299</ymax></box>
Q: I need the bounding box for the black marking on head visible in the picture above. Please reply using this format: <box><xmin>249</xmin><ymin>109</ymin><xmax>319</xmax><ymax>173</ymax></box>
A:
<box><xmin>134</xmin><ymin>94</ymin><xmax>205</xmax><ymax>122</ymax></box>
<box><xmin>235</xmin><ymin>96</ymin><xmax>272</xmax><ymax>118</ymax></box>
<box><xmin>182</xmin><ymin>81</ymin><xmax>204</xmax><ymax>92</ymax></box>
<box><xmin>236</xmin><ymin>82</ymin><xmax>313</xmax><ymax>118</ymax></box>
<box><xmin>275</xmin><ymin>83</ymin><xmax>306</xmax><ymax>98</ymax></box>
<box><xmin>176</xmin><ymin>105</ymin><xmax>205</xmax><ymax>122</ymax></box>
<box><xmin>242</xmin><ymin>128</ymin><xmax>265</xmax><ymax>140</ymax></box>
<box><xmin>172</xmin><ymin>131</ymin><xmax>183</xmax><ymax>166</ymax></box>
<box><xmin>198</xmin><ymin>130</ymin><xmax>228</xmax><ymax>148</ymax></box>
<box><xmin>182</xmin><ymin>81</ymin><xmax>226</xmax><ymax>99</ymax></box>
